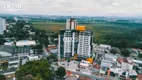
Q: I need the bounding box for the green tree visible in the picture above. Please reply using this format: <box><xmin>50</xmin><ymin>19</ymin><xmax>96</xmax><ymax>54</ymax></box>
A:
<box><xmin>0</xmin><ymin>38</ymin><xmax>5</xmax><ymax>45</ymax></box>
<box><xmin>110</xmin><ymin>49</ymin><xmax>117</xmax><ymax>54</ymax></box>
<box><xmin>0</xmin><ymin>35</ymin><xmax>5</xmax><ymax>45</ymax></box>
<box><xmin>35</xmin><ymin>45</ymin><xmax>43</xmax><ymax>54</ymax></box>
<box><xmin>56</xmin><ymin>67</ymin><xmax>66</xmax><ymax>80</ymax></box>
<box><xmin>121</xmin><ymin>49</ymin><xmax>130</xmax><ymax>57</ymax></box>
<box><xmin>138</xmin><ymin>54</ymin><xmax>142</xmax><ymax>58</ymax></box>
<box><xmin>15</xmin><ymin>60</ymin><xmax>52</xmax><ymax>80</ymax></box>
<box><xmin>110</xmin><ymin>48</ymin><xmax>120</xmax><ymax>55</ymax></box>
<box><xmin>47</xmin><ymin>54</ymin><xmax>58</xmax><ymax>64</ymax></box>
<box><xmin>0</xmin><ymin>75</ymin><xmax>6</xmax><ymax>80</ymax></box>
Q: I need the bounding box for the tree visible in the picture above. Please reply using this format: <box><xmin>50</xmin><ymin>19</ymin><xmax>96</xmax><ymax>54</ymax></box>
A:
<box><xmin>0</xmin><ymin>35</ymin><xmax>5</xmax><ymax>45</ymax></box>
<box><xmin>0</xmin><ymin>38</ymin><xmax>5</xmax><ymax>45</ymax></box>
<box><xmin>138</xmin><ymin>54</ymin><xmax>142</xmax><ymax>58</ymax></box>
<box><xmin>15</xmin><ymin>60</ymin><xmax>53</xmax><ymax>80</ymax></box>
<box><xmin>0</xmin><ymin>75</ymin><xmax>6</xmax><ymax>80</ymax></box>
<box><xmin>56</xmin><ymin>67</ymin><xmax>66</xmax><ymax>80</ymax></box>
<box><xmin>110</xmin><ymin>48</ymin><xmax>120</xmax><ymax>54</ymax></box>
<box><xmin>35</xmin><ymin>45</ymin><xmax>43</xmax><ymax>54</ymax></box>
<box><xmin>47</xmin><ymin>54</ymin><xmax>58</xmax><ymax>63</ymax></box>
<box><xmin>121</xmin><ymin>49</ymin><xmax>130</xmax><ymax>57</ymax></box>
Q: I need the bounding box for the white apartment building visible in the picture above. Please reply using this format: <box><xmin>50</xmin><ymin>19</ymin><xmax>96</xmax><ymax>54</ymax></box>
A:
<box><xmin>0</xmin><ymin>18</ymin><xmax>6</xmax><ymax>35</ymax></box>
<box><xmin>58</xmin><ymin>18</ymin><xmax>93</xmax><ymax>59</ymax></box>
<box><xmin>66</xmin><ymin>18</ymin><xmax>77</xmax><ymax>30</ymax></box>
<box><xmin>77</xmin><ymin>31</ymin><xmax>92</xmax><ymax>57</ymax></box>
<box><xmin>58</xmin><ymin>30</ymin><xmax>78</xmax><ymax>59</ymax></box>
<box><xmin>58</xmin><ymin>18</ymin><xmax>78</xmax><ymax>59</ymax></box>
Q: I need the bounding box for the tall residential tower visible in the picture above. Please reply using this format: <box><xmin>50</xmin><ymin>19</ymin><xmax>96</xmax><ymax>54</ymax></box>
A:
<box><xmin>66</xmin><ymin>18</ymin><xmax>77</xmax><ymax>30</ymax></box>
<box><xmin>0</xmin><ymin>18</ymin><xmax>6</xmax><ymax>35</ymax></box>
<box><xmin>58</xmin><ymin>18</ymin><xmax>78</xmax><ymax>60</ymax></box>
<box><xmin>58</xmin><ymin>18</ymin><xmax>93</xmax><ymax>60</ymax></box>
<box><xmin>77</xmin><ymin>26</ymin><xmax>93</xmax><ymax>57</ymax></box>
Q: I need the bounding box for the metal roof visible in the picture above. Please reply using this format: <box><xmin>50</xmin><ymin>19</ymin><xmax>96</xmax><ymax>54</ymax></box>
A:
<box><xmin>0</xmin><ymin>51</ymin><xmax>12</xmax><ymax>57</ymax></box>
<box><xmin>0</xmin><ymin>45</ymin><xmax>31</xmax><ymax>57</ymax></box>
<box><xmin>0</xmin><ymin>45</ymin><xmax>14</xmax><ymax>54</ymax></box>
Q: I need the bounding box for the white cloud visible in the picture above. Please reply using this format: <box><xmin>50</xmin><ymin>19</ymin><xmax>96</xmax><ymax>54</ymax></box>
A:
<box><xmin>0</xmin><ymin>0</ymin><xmax>142</xmax><ymax>16</ymax></box>
<box><xmin>111</xmin><ymin>2</ymin><xmax>121</xmax><ymax>7</ymax></box>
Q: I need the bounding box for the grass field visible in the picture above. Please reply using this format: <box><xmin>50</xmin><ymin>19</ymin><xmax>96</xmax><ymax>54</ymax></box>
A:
<box><xmin>32</xmin><ymin>22</ymin><xmax>65</xmax><ymax>32</ymax></box>
<box><xmin>32</xmin><ymin>22</ymin><xmax>139</xmax><ymax>43</ymax></box>
<box><xmin>33</xmin><ymin>22</ymin><xmax>126</xmax><ymax>33</ymax></box>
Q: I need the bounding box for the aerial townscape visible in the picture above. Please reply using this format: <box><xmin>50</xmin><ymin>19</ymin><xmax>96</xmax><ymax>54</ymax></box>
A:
<box><xmin>0</xmin><ymin>1</ymin><xmax>142</xmax><ymax>80</ymax></box>
<box><xmin>0</xmin><ymin>15</ymin><xmax>142</xmax><ymax>80</ymax></box>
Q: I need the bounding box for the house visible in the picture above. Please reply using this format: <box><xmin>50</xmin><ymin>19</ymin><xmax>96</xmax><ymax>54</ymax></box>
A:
<box><xmin>95</xmin><ymin>52</ymin><xmax>104</xmax><ymax>61</ymax></box>
<box><xmin>109</xmin><ymin>57</ymin><xmax>138</xmax><ymax>79</ymax></box>
<box><xmin>28</xmin><ymin>55</ymin><xmax>40</xmax><ymax>61</ymax></box>
<box><xmin>99</xmin><ymin>44</ymin><xmax>111</xmax><ymax>50</ymax></box>
<box><xmin>80</xmin><ymin>60</ymin><xmax>91</xmax><ymax>67</ymax></box>
<box><xmin>104</xmin><ymin>54</ymin><xmax>117</xmax><ymax>62</ymax></box>
<box><xmin>46</xmin><ymin>45</ymin><xmax>57</xmax><ymax>54</ymax></box>
<box><xmin>121</xmin><ymin>62</ymin><xmax>133</xmax><ymax>70</ymax></box>
<box><xmin>99</xmin><ymin>59</ymin><xmax>113</xmax><ymax>75</ymax></box>
<box><xmin>79</xmin><ymin>60</ymin><xmax>92</xmax><ymax>75</ymax></box>
<box><xmin>99</xmin><ymin>54</ymin><xmax>118</xmax><ymax>75</ymax></box>
<box><xmin>129</xmin><ymin>48</ymin><xmax>139</xmax><ymax>57</ymax></box>
<box><xmin>132</xmin><ymin>59</ymin><xmax>142</xmax><ymax>74</ymax></box>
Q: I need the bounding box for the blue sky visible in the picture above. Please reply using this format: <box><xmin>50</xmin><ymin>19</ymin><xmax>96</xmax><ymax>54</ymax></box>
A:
<box><xmin>0</xmin><ymin>0</ymin><xmax>142</xmax><ymax>16</ymax></box>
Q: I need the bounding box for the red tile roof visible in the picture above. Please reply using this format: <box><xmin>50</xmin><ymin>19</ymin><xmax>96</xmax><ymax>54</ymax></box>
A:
<box><xmin>66</xmin><ymin>71</ymin><xmax>72</xmax><ymax>76</ymax></box>
<box><xmin>46</xmin><ymin>46</ymin><xmax>56</xmax><ymax>52</ymax></box>
<box><xmin>93</xmin><ymin>64</ymin><xmax>100</xmax><ymax>69</ymax></box>
<box><xmin>117</xmin><ymin>58</ymin><xmax>124</xmax><ymax>63</ymax></box>
<box><xmin>79</xmin><ymin>76</ymin><xmax>92</xmax><ymax>80</ymax></box>
<box><xmin>138</xmin><ymin>74</ymin><xmax>142</xmax><ymax>80</ymax></box>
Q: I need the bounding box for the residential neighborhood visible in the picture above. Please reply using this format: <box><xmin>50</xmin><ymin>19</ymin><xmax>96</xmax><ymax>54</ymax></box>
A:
<box><xmin>0</xmin><ymin>16</ymin><xmax>142</xmax><ymax>80</ymax></box>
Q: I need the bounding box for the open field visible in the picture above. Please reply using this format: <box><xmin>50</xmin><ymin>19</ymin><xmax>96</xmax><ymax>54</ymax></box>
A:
<box><xmin>32</xmin><ymin>22</ymin><xmax>130</xmax><ymax>40</ymax></box>
<box><xmin>32</xmin><ymin>22</ymin><xmax>65</xmax><ymax>32</ymax></box>
<box><xmin>32</xmin><ymin>22</ymin><xmax>142</xmax><ymax>48</ymax></box>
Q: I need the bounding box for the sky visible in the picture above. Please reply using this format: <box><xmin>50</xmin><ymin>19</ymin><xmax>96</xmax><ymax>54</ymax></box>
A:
<box><xmin>0</xmin><ymin>0</ymin><xmax>142</xmax><ymax>17</ymax></box>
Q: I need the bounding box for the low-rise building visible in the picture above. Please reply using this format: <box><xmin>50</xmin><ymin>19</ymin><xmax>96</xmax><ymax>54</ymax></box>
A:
<box><xmin>4</xmin><ymin>42</ymin><xmax>14</xmax><ymax>46</ymax></box>
<box><xmin>28</xmin><ymin>55</ymin><xmax>40</xmax><ymax>61</ymax></box>
<box><xmin>99</xmin><ymin>44</ymin><xmax>111</xmax><ymax>50</ymax></box>
<box><xmin>0</xmin><ymin>45</ymin><xmax>41</xmax><ymax>76</ymax></box>
<box><xmin>16</xmin><ymin>40</ymin><xmax>36</xmax><ymax>47</ymax></box>
<box><xmin>8</xmin><ymin>57</ymin><xmax>20</xmax><ymax>69</ymax></box>
<box><xmin>0</xmin><ymin>45</ymin><xmax>14</xmax><ymax>58</ymax></box>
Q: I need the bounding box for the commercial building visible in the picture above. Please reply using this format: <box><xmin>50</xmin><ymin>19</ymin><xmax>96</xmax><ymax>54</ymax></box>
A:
<box><xmin>16</xmin><ymin>40</ymin><xmax>36</xmax><ymax>47</ymax></box>
<box><xmin>0</xmin><ymin>45</ymin><xmax>40</xmax><ymax>76</ymax></box>
<box><xmin>0</xmin><ymin>18</ymin><xmax>6</xmax><ymax>35</ymax></box>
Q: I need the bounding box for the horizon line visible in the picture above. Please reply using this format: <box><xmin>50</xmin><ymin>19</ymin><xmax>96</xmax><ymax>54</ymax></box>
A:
<box><xmin>0</xmin><ymin>13</ymin><xmax>142</xmax><ymax>18</ymax></box>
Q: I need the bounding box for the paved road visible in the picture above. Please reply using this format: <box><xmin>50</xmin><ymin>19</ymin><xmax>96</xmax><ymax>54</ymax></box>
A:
<box><xmin>66</xmin><ymin>69</ymin><xmax>104</xmax><ymax>80</ymax></box>
<box><xmin>66</xmin><ymin>69</ymin><xmax>119</xmax><ymax>80</ymax></box>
